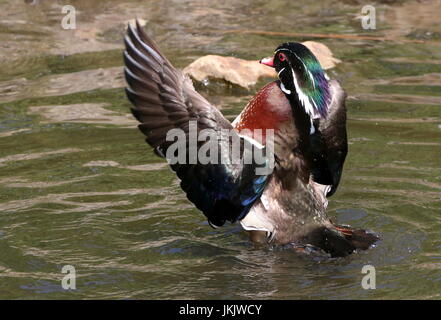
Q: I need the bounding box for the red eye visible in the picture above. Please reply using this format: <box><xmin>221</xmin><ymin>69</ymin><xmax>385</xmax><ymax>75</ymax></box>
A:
<box><xmin>278</xmin><ymin>53</ymin><xmax>286</xmax><ymax>61</ymax></box>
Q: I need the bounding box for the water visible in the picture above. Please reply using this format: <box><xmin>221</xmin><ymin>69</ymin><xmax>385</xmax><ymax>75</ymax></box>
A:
<box><xmin>0</xmin><ymin>0</ymin><xmax>440</xmax><ymax>299</ymax></box>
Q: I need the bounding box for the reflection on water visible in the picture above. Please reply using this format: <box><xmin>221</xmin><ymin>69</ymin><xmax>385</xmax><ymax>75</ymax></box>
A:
<box><xmin>0</xmin><ymin>0</ymin><xmax>440</xmax><ymax>299</ymax></box>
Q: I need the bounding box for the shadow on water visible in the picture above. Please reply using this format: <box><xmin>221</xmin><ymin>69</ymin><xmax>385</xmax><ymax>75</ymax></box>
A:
<box><xmin>0</xmin><ymin>0</ymin><xmax>440</xmax><ymax>299</ymax></box>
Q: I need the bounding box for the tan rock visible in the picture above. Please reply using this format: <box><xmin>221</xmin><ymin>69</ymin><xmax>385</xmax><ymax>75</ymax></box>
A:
<box><xmin>183</xmin><ymin>55</ymin><xmax>274</xmax><ymax>89</ymax></box>
<box><xmin>28</xmin><ymin>103</ymin><xmax>137</xmax><ymax>126</ymax></box>
<box><xmin>183</xmin><ymin>41</ymin><xmax>341</xmax><ymax>89</ymax></box>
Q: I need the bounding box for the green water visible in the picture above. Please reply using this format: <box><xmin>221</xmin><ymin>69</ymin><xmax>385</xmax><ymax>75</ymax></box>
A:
<box><xmin>0</xmin><ymin>0</ymin><xmax>440</xmax><ymax>299</ymax></box>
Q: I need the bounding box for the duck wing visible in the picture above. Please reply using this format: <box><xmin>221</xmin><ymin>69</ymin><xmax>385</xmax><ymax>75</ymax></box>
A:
<box><xmin>310</xmin><ymin>79</ymin><xmax>348</xmax><ymax>197</ymax></box>
<box><xmin>124</xmin><ymin>21</ymin><xmax>269</xmax><ymax>227</ymax></box>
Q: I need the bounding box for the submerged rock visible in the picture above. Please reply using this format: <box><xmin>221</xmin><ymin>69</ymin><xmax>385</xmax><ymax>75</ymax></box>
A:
<box><xmin>183</xmin><ymin>41</ymin><xmax>341</xmax><ymax>89</ymax></box>
<box><xmin>28</xmin><ymin>103</ymin><xmax>137</xmax><ymax>126</ymax></box>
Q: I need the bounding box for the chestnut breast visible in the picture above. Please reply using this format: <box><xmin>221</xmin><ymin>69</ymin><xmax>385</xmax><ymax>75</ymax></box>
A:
<box><xmin>234</xmin><ymin>81</ymin><xmax>293</xmax><ymax>141</ymax></box>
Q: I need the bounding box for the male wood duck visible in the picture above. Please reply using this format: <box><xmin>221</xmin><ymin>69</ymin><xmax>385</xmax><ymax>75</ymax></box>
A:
<box><xmin>124</xmin><ymin>21</ymin><xmax>379</xmax><ymax>257</ymax></box>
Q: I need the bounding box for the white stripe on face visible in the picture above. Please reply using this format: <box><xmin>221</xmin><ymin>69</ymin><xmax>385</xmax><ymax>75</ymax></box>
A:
<box><xmin>291</xmin><ymin>68</ymin><xmax>315</xmax><ymax>118</ymax></box>
<box><xmin>278</xmin><ymin>67</ymin><xmax>286</xmax><ymax>76</ymax></box>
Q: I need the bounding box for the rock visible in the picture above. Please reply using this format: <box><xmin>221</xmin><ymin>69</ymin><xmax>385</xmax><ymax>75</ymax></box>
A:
<box><xmin>183</xmin><ymin>41</ymin><xmax>341</xmax><ymax>89</ymax></box>
<box><xmin>183</xmin><ymin>55</ymin><xmax>275</xmax><ymax>89</ymax></box>
<box><xmin>126</xmin><ymin>18</ymin><xmax>147</xmax><ymax>29</ymax></box>
<box><xmin>28</xmin><ymin>103</ymin><xmax>137</xmax><ymax>126</ymax></box>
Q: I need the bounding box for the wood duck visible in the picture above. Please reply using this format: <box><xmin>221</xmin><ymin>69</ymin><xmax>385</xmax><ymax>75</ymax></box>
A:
<box><xmin>124</xmin><ymin>21</ymin><xmax>379</xmax><ymax>257</ymax></box>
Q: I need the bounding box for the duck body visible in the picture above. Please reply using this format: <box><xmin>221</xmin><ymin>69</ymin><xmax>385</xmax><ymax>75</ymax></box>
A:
<box><xmin>233</xmin><ymin>80</ymin><xmax>361</xmax><ymax>256</ymax></box>
<box><xmin>124</xmin><ymin>21</ymin><xmax>378</xmax><ymax>258</ymax></box>
<box><xmin>234</xmin><ymin>81</ymin><xmax>325</xmax><ymax>241</ymax></box>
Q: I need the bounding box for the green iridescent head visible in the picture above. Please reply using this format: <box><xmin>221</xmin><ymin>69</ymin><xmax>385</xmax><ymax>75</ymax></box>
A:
<box><xmin>262</xmin><ymin>42</ymin><xmax>330</xmax><ymax>119</ymax></box>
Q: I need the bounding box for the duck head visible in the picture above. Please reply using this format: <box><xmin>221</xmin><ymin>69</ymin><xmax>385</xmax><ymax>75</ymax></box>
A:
<box><xmin>260</xmin><ymin>42</ymin><xmax>330</xmax><ymax>120</ymax></box>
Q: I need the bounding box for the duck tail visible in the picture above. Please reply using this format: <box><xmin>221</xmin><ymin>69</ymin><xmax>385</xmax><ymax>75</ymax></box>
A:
<box><xmin>334</xmin><ymin>225</ymin><xmax>379</xmax><ymax>251</ymax></box>
<box><xmin>304</xmin><ymin>225</ymin><xmax>379</xmax><ymax>257</ymax></box>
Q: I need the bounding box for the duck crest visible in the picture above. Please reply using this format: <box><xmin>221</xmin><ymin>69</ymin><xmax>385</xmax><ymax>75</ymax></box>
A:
<box><xmin>276</xmin><ymin>42</ymin><xmax>331</xmax><ymax>120</ymax></box>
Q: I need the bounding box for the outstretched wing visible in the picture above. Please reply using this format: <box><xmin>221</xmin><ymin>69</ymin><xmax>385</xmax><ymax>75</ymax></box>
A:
<box><xmin>124</xmin><ymin>21</ymin><xmax>269</xmax><ymax>227</ymax></box>
<box><xmin>310</xmin><ymin>79</ymin><xmax>348</xmax><ymax>197</ymax></box>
